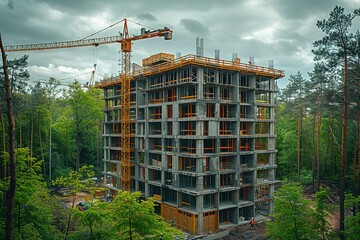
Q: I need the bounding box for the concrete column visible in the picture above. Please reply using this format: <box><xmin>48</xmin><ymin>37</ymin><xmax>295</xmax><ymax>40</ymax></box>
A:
<box><xmin>215</xmin><ymin>173</ymin><xmax>220</xmax><ymax>189</ymax></box>
<box><xmin>270</xmin><ymin>106</ymin><xmax>275</xmax><ymax>120</ymax></box>
<box><xmin>233</xmin><ymin>191</ymin><xmax>239</xmax><ymax>224</ymax></box>
<box><xmin>269</xmin><ymin>92</ymin><xmax>274</xmax><ymax>105</ymax></box>
<box><xmin>197</xmin><ymin>176</ymin><xmax>204</xmax><ymax>192</ymax></box>
<box><xmin>144</xmin><ymin>177</ymin><xmax>149</xmax><ymax>198</ymax></box>
<box><xmin>215</xmin><ymin>103</ymin><xmax>220</xmax><ymax>119</ymax></box>
<box><xmin>134</xmin><ymin>165</ymin><xmax>139</xmax><ymax>191</ymax></box>
<box><xmin>270</xmin><ymin>79</ymin><xmax>275</xmax><ymax>91</ymax></box>
<box><xmin>268</xmin><ymin>138</ymin><xmax>275</xmax><ymax>151</ymax></box>
<box><xmin>174</xmin><ymin>172</ymin><xmax>179</xmax><ymax>188</ymax></box>
<box><xmin>197</xmin><ymin>121</ymin><xmax>204</xmax><ymax>137</ymax></box>
<box><xmin>196</xmin><ymin>139</ymin><xmax>204</xmax><ymax>157</ymax></box>
<box><xmin>173</xmin><ymin>102</ymin><xmax>179</xmax><ymax>119</ymax></box>
<box><xmin>162</xmin><ymin>104</ymin><xmax>167</xmax><ymax>119</ymax></box>
<box><xmin>234</xmin><ymin>73</ymin><xmax>239</xmax><ymax>102</ymax></box>
<box><xmin>270</xmin><ymin>122</ymin><xmax>275</xmax><ymax>135</ymax></box>
<box><xmin>161</xmin><ymin>170</ymin><xmax>165</xmax><ymax>185</ymax></box>
<box><xmin>196</xmin><ymin>100</ymin><xmax>206</xmax><ymax>118</ymax></box>
<box><xmin>196</xmin><ymin>195</ymin><xmax>204</xmax><ymax>234</ymax></box>
<box><xmin>173</xmin><ymin>155</ymin><xmax>179</xmax><ymax>171</ymax></box>
<box><xmin>197</xmin><ymin>68</ymin><xmax>204</xmax><ymax>100</ymax></box>
<box><xmin>269</xmin><ymin>153</ymin><xmax>275</xmax><ymax>165</ymax></box>
<box><xmin>269</xmin><ymin>184</ymin><xmax>275</xmax><ymax>213</ymax></box>
<box><xmin>249</xmin><ymin>76</ymin><xmax>256</xmax><ymax>89</ymax></box>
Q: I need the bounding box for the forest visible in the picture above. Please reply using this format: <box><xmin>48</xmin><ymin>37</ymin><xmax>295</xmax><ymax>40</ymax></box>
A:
<box><xmin>0</xmin><ymin>5</ymin><xmax>359</xmax><ymax>240</ymax></box>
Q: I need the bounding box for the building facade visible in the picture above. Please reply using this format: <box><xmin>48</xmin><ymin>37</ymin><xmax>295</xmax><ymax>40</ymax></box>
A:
<box><xmin>99</xmin><ymin>53</ymin><xmax>284</xmax><ymax>235</ymax></box>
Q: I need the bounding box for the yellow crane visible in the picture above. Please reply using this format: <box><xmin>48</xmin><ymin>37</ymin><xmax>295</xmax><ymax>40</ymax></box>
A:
<box><xmin>5</xmin><ymin>18</ymin><xmax>173</xmax><ymax>191</ymax></box>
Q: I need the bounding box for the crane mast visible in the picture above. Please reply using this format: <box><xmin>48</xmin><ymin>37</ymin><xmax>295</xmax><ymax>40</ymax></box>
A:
<box><xmin>4</xmin><ymin>18</ymin><xmax>173</xmax><ymax>191</ymax></box>
<box><xmin>120</xmin><ymin>19</ymin><xmax>132</xmax><ymax>191</ymax></box>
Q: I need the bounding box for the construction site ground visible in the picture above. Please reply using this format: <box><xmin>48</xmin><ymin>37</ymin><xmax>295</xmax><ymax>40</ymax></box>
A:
<box><xmin>221</xmin><ymin>181</ymin><xmax>341</xmax><ymax>240</ymax></box>
<box><xmin>222</xmin><ymin>219</ymin><xmax>269</xmax><ymax>240</ymax></box>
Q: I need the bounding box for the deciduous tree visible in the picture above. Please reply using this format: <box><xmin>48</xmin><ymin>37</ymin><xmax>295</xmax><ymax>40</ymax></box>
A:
<box><xmin>109</xmin><ymin>191</ymin><xmax>182</xmax><ymax>240</ymax></box>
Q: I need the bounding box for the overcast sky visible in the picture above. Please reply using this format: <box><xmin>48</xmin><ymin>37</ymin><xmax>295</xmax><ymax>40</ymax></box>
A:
<box><xmin>1</xmin><ymin>0</ymin><xmax>359</xmax><ymax>88</ymax></box>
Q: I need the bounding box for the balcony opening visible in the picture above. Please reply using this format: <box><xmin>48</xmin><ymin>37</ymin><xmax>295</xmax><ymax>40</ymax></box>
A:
<box><xmin>179</xmin><ymin>157</ymin><xmax>196</xmax><ymax>172</ymax></box>
<box><xmin>206</xmin><ymin>103</ymin><xmax>215</xmax><ymax>118</ymax></box>
<box><xmin>220</xmin><ymin>138</ymin><xmax>236</xmax><ymax>153</ymax></box>
<box><xmin>204</xmin><ymin>139</ymin><xmax>216</xmax><ymax>154</ymax></box>
<box><xmin>180</xmin><ymin>103</ymin><xmax>196</xmax><ymax>118</ymax></box>
<box><xmin>180</xmin><ymin>121</ymin><xmax>196</xmax><ymax>136</ymax></box>
<box><xmin>179</xmin><ymin>139</ymin><xmax>196</xmax><ymax>154</ymax></box>
<box><xmin>204</xmin><ymin>175</ymin><xmax>216</xmax><ymax>190</ymax></box>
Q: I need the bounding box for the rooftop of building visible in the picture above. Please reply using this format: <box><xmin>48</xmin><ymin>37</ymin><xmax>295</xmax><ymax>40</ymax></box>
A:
<box><xmin>96</xmin><ymin>53</ymin><xmax>285</xmax><ymax>89</ymax></box>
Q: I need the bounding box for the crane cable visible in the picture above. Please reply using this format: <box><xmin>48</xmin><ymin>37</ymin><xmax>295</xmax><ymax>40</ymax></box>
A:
<box><xmin>80</xmin><ymin>18</ymin><xmax>125</xmax><ymax>40</ymax></box>
<box><xmin>126</xmin><ymin>19</ymin><xmax>156</xmax><ymax>31</ymax></box>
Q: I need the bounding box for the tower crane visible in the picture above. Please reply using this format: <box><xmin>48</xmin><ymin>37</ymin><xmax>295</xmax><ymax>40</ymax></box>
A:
<box><xmin>4</xmin><ymin>18</ymin><xmax>173</xmax><ymax>191</ymax></box>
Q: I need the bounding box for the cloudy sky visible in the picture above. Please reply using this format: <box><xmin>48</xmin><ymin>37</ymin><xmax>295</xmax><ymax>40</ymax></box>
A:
<box><xmin>1</xmin><ymin>0</ymin><xmax>359</xmax><ymax>88</ymax></box>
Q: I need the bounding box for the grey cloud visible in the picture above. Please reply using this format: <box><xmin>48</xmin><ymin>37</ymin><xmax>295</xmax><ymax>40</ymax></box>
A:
<box><xmin>8</xmin><ymin>0</ymin><xmax>14</xmax><ymax>9</ymax></box>
<box><xmin>271</xmin><ymin>0</ymin><xmax>339</xmax><ymax>20</ymax></box>
<box><xmin>180</xmin><ymin>19</ymin><xmax>209</xmax><ymax>36</ymax></box>
<box><xmin>1</xmin><ymin>0</ymin><xmax>359</xmax><ymax>89</ymax></box>
<box><xmin>137</xmin><ymin>13</ymin><xmax>157</xmax><ymax>21</ymax></box>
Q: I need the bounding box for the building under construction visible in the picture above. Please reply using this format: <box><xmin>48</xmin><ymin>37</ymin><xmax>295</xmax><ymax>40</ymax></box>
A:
<box><xmin>98</xmin><ymin>50</ymin><xmax>284</xmax><ymax>235</ymax></box>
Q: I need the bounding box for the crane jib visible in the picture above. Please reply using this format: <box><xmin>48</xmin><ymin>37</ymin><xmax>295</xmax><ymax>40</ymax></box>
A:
<box><xmin>4</xmin><ymin>35</ymin><xmax>123</xmax><ymax>52</ymax></box>
<box><xmin>4</xmin><ymin>28</ymin><xmax>172</xmax><ymax>52</ymax></box>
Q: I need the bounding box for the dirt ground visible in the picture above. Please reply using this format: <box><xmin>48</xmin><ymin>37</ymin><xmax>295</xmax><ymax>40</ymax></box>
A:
<box><xmin>222</xmin><ymin>220</ymin><xmax>269</xmax><ymax>240</ymax></box>
<box><xmin>222</xmin><ymin>211</ymin><xmax>339</xmax><ymax>240</ymax></box>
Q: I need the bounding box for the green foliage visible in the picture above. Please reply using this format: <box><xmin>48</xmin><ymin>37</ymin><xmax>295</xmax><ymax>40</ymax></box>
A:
<box><xmin>344</xmin><ymin>195</ymin><xmax>360</xmax><ymax>240</ymax></box>
<box><xmin>267</xmin><ymin>182</ymin><xmax>316</xmax><ymax>240</ymax></box>
<box><xmin>345</xmin><ymin>213</ymin><xmax>360</xmax><ymax>240</ymax></box>
<box><xmin>0</xmin><ymin>55</ymin><xmax>30</xmax><ymax>94</ymax></box>
<box><xmin>0</xmin><ymin>148</ymin><xmax>62</xmax><ymax>240</ymax></box>
<box><xmin>267</xmin><ymin>183</ymin><xmax>337</xmax><ymax>240</ymax></box>
<box><xmin>275</xmin><ymin>103</ymin><xmax>298</xmax><ymax>179</ymax></box>
<box><xmin>69</xmin><ymin>202</ymin><xmax>112</xmax><ymax>240</ymax></box>
<box><xmin>53</xmin><ymin>165</ymin><xmax>95</xmax><ymax>196</ymax></box>
<box><xmin>299</xmin><ymin>169</ymin><xmax>312</xmax><ymax>185</ymax></box>
<box><xmin>109</xmin><ymin>191</ymin><xmax>182</xmax><ymax>240</ymax></box>
<box><xmin>313</xmin><ymin>188</ymin><xmax>337</xmax><ymax>240</ymax></box>
<box><xmin>66</xmin><ymin>83</ymin><xmax>103</xmax><ymax>170</ymax></box>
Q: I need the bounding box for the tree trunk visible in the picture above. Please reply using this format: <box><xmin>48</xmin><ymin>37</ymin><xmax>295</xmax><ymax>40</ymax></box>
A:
<box><xmin>38</xmin><ymin>112</ymin><xmax>45</xmax><ymax>178</ymax></box>
<box><xmin>297</xmin><ymin>108</ymin><xmax>301</xmax><ymax>182</ymax></box>
<box><xmin>324</xmin><ymin>124</ymin><xmax>331</xmax><ymax>180</ymax></box>
<box><xmin>330</xmin><ymin>114</ymin><xmax>335</xmax><ymax>182</ymax></box>
<box><xmin>49</xmin><ymin>116</ymin><xmax>52</xmax><ymax>183</ymax></box>
<box><xmin>0</xmin><ymin>101</ymin><xmax>6</xmax><ymax>178</ymax></box>
<box><xmin>65</xmin><ymin>120</ymin><xmax>69</xmax><ymax>168</ymax></box>
<box><xmin>75</xmin><ymin>111</ymin><xmax>82</xmax><ymax>171</ymax></box>
<box><xmin>96</xmin><ymin>120</ymin><xmax>99</xmax><ymax>175</ymax></box>
<box><xmin>302</xmin><ymin>116</ymin><xmax>308</xmax><ymax>169</ymax></box>
<box><xmin>339</xmin><ymin>55</ymin><xmax>349</xmax><ymax>240</ymax></box>
<box><xmin>358</xmin><ymin>121</ymin><xmax>360</xmax><ymax>201</ymax></box>
<box><xmin>19</xmin><ymin>112</ymin><xmax>22</xmax><ymax>148</ymax></box>
<box><xmin>1</xmin><ymin>33</ymin><xmax>17</xmax><ymax>240</ymax></box>
<box><xmin>352</xmin><ymin>124</ymin><xmax>358</xmax><ymax>216</ymax></box>
<box><xmin>316</xmin><ymin>112</ymin><xmax>321</xmax><ymax>191</ymax></box>
<box><xmin>312</xmin><ymin>112</ymin><xmax>317</xmax><ymax>188</ymax></box>
<box><xmin>64</xmin><ymin>193</ymin><xmax>77</xmax><ymax>240</ymax></box>
<box><xmin>30</xmin><ymin>114</ymin><xmax>34</xmax><ymax>164</ymax></box>
<box><xmin>76</xmin><ymin>119</ymin><xmax>81</xmax><ymax>171</ymax></box>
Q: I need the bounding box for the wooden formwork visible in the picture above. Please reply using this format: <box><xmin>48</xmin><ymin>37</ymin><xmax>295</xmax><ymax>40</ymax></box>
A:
<box><xmin>203</xmin><ymin>210</ymin><xmax>219</xmax><ymax>233</ymax></box>
<box><xmin>161</xmin><ymin>203</ymin><xmax>197</xmax><ymax>234</ymax></box>
<box><xmin>161</xmin><ymin>203</ymin><xmax>219</xmax><ymax>234</ymax></box>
